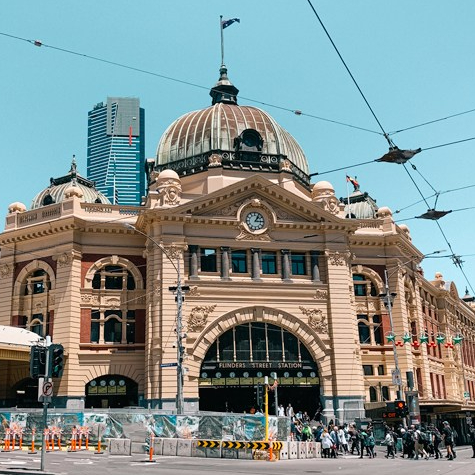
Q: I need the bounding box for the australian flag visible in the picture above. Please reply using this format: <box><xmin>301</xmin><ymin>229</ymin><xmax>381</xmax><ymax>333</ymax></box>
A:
<box><xmin>221</xmin><ymin>18</ymin><xmax>240</xmax><ymax>29</ymax></box>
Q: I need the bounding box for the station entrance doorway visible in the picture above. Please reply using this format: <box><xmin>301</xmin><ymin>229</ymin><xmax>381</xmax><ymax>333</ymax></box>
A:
<box><xmin>198</xmin><ymin>322</ymin><xmax>320</xmax><ymax>416</ymax></box>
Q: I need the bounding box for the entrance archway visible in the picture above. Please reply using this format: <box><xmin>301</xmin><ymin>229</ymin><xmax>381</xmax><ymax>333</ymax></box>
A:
<box><xmin>10</xmin><ymin>378</ymin><xmax>42</xmax><ymax>408</ymax></box>
<box><xmin>85</xmin><ymin>375</ymin><xmax>138</xmax><ymax>408</ymax></box>
<box><xmin>199</xmin><ymin>321</ymin><xmax>321</xmax><ymax>416</ymax></box>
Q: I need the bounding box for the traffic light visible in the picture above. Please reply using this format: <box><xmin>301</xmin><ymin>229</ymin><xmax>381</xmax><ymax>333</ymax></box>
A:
<box><xmin>29</xmin><ymin>345</ymin><xmax>46</xmax><ymax>378</ymax></box>
<box><xmin>394</xmin><ymin>400</ymin><xmax>407</xmax><ymax>417</ymax></box>
<box><xmin>255</xmin><ymin>383</ymin><xmax>263</xmax><ymax>409</ymax></box>
<box><xmin>50</xmin><ymin>344</ymin><xmax>64</xmax><ymax>378</ymax></box>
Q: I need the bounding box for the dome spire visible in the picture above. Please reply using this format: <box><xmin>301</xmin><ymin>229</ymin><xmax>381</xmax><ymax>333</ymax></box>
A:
<box><xmin>210</xmin><ymin>64</ymin><xmax>239</xmax><ymax>105</ymax></box>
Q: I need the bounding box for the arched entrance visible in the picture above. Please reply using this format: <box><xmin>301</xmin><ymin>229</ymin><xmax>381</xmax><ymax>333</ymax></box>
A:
<box><xmin>199</xmin><ymin>322</ymin><xmax>321</xmax><ymax>416</ymax></box>
<box><xmin>85</xmin><ymin>375</ymin><xmax>138</xmax><ymax>409</ymax></box>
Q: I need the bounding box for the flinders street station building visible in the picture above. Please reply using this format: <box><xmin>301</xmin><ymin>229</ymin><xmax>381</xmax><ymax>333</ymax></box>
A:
<box><xmin>1</xmin><ymin>66</ymin><xmax>475</xmax><ymax>428</ymax></box>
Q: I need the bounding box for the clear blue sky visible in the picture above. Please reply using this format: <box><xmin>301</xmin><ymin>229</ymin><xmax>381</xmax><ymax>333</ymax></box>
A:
<box><xmin>1</xmin><ymin>1</ymin><xmax>474</xmax><ymax>294</ymax></box>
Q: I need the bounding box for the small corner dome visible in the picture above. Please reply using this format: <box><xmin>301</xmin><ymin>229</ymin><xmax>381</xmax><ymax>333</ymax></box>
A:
<box><xmin>158</xmin><ymin>169</ymin><xmax>180</xmax><ymax>180</ymax></box>
<box><xmin>312</xmin><ymin>181</ymin><xmax>335</xmax><ymax>193</ymax></box>
<box><xmin>31</xmin><ymin>157</ymin><xmax>111</xmax><ymax>209</ymax></box>
<box><xmin>8</xmin><ymin>202</ymin><xmax>27</xmax><ymax>214</ymax></box>
<box><xmin>376</xmin><ymin>206</ymin><xmax>393</xmax><ymax>218</ymax></box>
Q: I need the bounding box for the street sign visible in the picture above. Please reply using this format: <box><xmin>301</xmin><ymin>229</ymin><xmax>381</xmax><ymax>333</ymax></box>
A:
<box><xmin>160</xmin><ymin>363</ymin><xmax>178</xmax><ymax>368</ymax></box>
<box><xmin>464</xmin><ymin>391</ymin><xmax>470</xmax><ymax>398</ymax></box>
<box><xmin>392</xmin><ymin>369</ymin><xmax>402</xmax><ymax>385</ymax></box>
<box><xmin>37</xmin><ymin>377</ymin><xmax>52</xmax><ymax>403</ymax></box>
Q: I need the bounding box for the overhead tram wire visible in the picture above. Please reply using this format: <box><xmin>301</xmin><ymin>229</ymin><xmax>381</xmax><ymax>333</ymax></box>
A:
<box><xmin>0</xmin><ymin>31</ymin><xmax>381</xmax><ymax>137</ymax></box>
<box><xmin>387</xmin><ymin>108</ymin><xmax>475</xmax><ymax>136</ymax></box>
<box><xmin>2</xmin><ymin>31</ymin><xmax>475</xmax><ymax>142</ymax></box>
<box><xmin>303</xmin><ymin>3</ymin><xmax>475</xmax><ymax>292</ymax></box>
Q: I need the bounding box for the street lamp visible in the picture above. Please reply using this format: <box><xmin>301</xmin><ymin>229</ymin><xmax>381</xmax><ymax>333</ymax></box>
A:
<box><xmin>125</xmin><ymin>223</ymin><xmax>188</xmax><ymax>414</ymax></box>
<box><xmin>379</xmin><ymin>270</ymin><xmax>402</xmax><ymax>400</ymax></box>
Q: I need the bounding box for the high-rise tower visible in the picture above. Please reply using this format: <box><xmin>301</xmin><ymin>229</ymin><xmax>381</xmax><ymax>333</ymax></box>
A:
<box><xmin>87</xmin><ymin>97</ymin><xmax>145</xmax><ymax>206</ymax></box>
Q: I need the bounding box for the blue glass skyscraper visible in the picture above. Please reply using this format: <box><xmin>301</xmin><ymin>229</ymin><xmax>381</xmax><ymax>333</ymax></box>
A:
<box><xmin>87</xmin><ymin>97</ymin><xmax>145</xmax><ymax>206</ymax></box>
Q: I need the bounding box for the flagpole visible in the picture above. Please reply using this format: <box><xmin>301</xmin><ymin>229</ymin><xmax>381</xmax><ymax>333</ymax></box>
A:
<box><xmin>220</xmin><ymin>15</ymin><xmax>224</xmax><ymax>66</ymax></box>
<box><xmin>346</xmin><ymin>176</ymin><xmax>351</xmax><ymax>218</ymax></box>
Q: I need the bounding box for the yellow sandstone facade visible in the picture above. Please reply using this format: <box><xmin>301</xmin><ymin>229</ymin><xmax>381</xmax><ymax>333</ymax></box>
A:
<box><xmin>1</xmin><ymin>68</ymin><xmax>474</xmax><ymax>427</ymax></box>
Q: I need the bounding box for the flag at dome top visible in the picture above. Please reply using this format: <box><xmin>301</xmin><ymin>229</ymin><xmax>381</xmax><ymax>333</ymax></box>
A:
<box><xmin>346</xmin><ymin>175</ymin><xmax>359</xmax><ymax>190</ymax></box>
<box><xmin>221</xmin><ymin>18</ymin><xmax>240</xmax><ymax>29</ymax></box>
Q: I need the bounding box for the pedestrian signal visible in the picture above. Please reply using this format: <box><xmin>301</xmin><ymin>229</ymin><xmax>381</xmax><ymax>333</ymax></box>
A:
<box><xmin>394</xmin><ymin>400</ymin><xmax>408</xmax><ymax>417</ymax></box>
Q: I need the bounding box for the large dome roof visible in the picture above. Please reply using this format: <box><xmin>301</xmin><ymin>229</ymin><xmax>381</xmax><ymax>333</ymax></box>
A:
<box><xmin>31</xmin><ymin>157</ymin><xmax>111</xmax><ymax>209</ymax></box>
<box><xmin>156</xmin><ymin>103</ymin><xmax>309</xmax><ymax>175</ymax></box>
<box><xmin>154</xmin><ymin>66</ymin><xmax>309</xmax><ymax>178</ymax></box>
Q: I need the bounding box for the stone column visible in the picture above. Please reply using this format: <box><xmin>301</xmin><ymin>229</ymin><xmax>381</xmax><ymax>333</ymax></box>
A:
<box><xmin>311</xmin><ymin>251</ymin><xmax>321</xmax><ymax>282</ymax></box>
<box><xmin>221</xmin><ymin>247</ymin><xmax>231</xmax><ymax>280</ymax></box>
<box><xmin>251</xmin><ymin>249</ymin><xmax>262</xmax><ymax>281</ymax></box>
<box><xmin>189</xmin><ymin>245</ymin><xmax>199</xmax><ymax>279</ymax></box>
<box><xmin>281</xmin><ymin>249</ymin><xmax>291</xmax><ymax>282</ymax></box>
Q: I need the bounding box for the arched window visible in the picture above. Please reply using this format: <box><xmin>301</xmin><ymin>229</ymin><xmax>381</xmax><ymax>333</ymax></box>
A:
<box><xmin>358</xmin><ymin>315</ymin><xmax>383</xmax><ymax>345</ymax></box>
<box><xmin>18</xmin><ymin>267</ymin><xmax>53</xmax><ymax>336</ymax></box>
<box><xmin>24</xmin><ymin>269</ymin><xmax>51</xmax><ymax>295</ymax></box>
<box><xmin>353</xmin><ymin>274</ymin><xmax>377</xmax><ymax>297</ymax></box>
<box><xmin>92</xmin><ymin>265</ymin><xmax>136</xmax><ymax>290</ymax></box>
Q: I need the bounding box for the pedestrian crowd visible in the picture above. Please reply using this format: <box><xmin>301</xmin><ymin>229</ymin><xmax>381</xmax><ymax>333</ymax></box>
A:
<box><xmin>281</xmin><ymin>404</ymin><xmax>469</xmax><ymax>462</ymax></box>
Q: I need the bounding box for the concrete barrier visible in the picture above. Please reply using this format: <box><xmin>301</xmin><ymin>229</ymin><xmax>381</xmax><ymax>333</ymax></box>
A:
<box><xmin>221</xmin><ymin>447</ymin><xmax>238</xmax><ymax>459</ymax></box>
<box><xmin>162</xmin><ymin>438</ymin><xmax>178</xmax><ymax>456</ymax></box>
<box><xmin>315</xmin><ymin>441</ymin><xmax>321</xmax><ymax>458</ymax></box>
<box><xmin>237</xmin><ymin>447</ymin><xmax>253</xmax><ymax>460</ymax></box>
<box><xmin>298</xmin><ymin>441</ymin><xmax>307</xmax><ymax>459</ymax></box>
<box><xmin>307</xmin><ymin>441</ymin><xmax>316</xmax><ymax>458</ymax></box>
<box><xmin>191</xmin><ymin>440</ymin><xmax>221</xmax><ymax>458</ymax></box>
<box><xmin>108</xmin><ymin>438</ymin><xmax>131</xmax><ymax>455</ymax></box>
<box><xmin>153</xmin><ymin>438</ymin><xmax>163</xmax><ymax>456</ymax></box>
<box><xmin>278</xmin><ymin>441</ymin><xmax>289</xmax><ymax>460</ymax></box>
<box><xmin>177</xmin><ymin>439</ymin><xmax>192</xmax><ymax>457</ymax></box>
<box><xmin>289</xmin><ymin>441</ymin><xmax>298</xmax><ymax>459</ymax></box>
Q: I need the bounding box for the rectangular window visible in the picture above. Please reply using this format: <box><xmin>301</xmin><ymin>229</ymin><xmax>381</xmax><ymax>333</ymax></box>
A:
<box><xmin>231</xmin><ymin>250</ymin><xmax>248</xmax><ymax>273</ymax></box>
<box><xmin>262</xmin><ymin>252</ymin><xmax>277</xmax><ymax>274</ymax></box>
<box><xmin>200</xmin><ymin>248</ymin><xmax>217</xmax><ymax>272</ymax></box>
<box><xmin>377</xmin><ymin>364</ymin><xmax>385</xmax><ymax>375</ymax></box>
<box><xmin>363</xmin><ymin>365</ymin><xmax>374</xmax><ymax>375</ymax></box>
<box><xmin>235</xmin><ymin>325</ymin><xmax>250</xmax><ymax>361</ymax></box>
<box><xmin>291</xmin><ymin>253</ymin><xmax>306</xmax><ymax>275</ymax></box>
<box><xmin>251</xmin><ymin>322</ymin><xmax>266</xmax><ymax>361</ymax></box>
<box><xmin>91</xmin><ymin>310</ymin><xmax>100</xmax><ymax>343</ymax></box>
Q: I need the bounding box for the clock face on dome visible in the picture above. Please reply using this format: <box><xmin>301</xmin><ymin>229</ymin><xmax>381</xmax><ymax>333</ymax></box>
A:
<box><xmin>245</xmin><ymin>211</ymin><xmax>265</xmax><ymax>231</ymax></box>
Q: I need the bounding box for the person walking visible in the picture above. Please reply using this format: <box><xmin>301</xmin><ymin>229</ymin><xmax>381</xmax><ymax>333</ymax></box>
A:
<box><xmin>383</xmin><ymin>429</ymin><xmax>395</xmax><ymax>458</ymax></box>
<box><xmin>366</xmin><ymin>430</ymin><xmax>376</xmax><ymax>458</ymax></box>
<box><xmin>442</xmin><ymin>421</ymin><xmax>455</xmax><ymax>460</ymax></box>
<box><xmin>469</xmin><ymin>426</ymin><xmax>475</xmax><ymax>458</ymax></box>
<box><xmin>321</xmin><ymin>428</ymin><xmax>333</xmax><ymax>458</ymax></box>
<box><xmin>358</xmin><ymin>428</ymin><xmax>367</xmax><ymax>458</ymax></box>
<box><xmin>431</xmin><ymin>425</ymin><xmax>443</xmax><ymax>459</ymax></box>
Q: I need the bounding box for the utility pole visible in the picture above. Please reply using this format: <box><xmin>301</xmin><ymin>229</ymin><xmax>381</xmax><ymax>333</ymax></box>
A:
<box><xmin>40</xmin><ymin>336</ymin><xmax>51</xmax><ymax>472</ymax></box>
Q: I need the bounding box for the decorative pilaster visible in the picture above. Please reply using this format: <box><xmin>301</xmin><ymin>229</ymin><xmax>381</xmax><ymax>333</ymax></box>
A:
<box><xmin>221</xmin><ymin>247</ymin><xmax>231</xmax><ymax>281</ymax></box>
<box><xmin>311</xmin><ymin>251</ymin><xmax>321</xmax><ymax>282</ymax></box>
<box><xmin>251</xmin><ymin>248</ymin><xmax>262</xmax><ymax>281</ymax></box>
<box><xmin>281</xmin><ymin>249</ymin><xmax>291</xmax><ymax>282</ymax></box>
<box><xmin>189</xmin><ymin>245</ymin><xmax>199</xmax><ymax>279</ymax></box>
